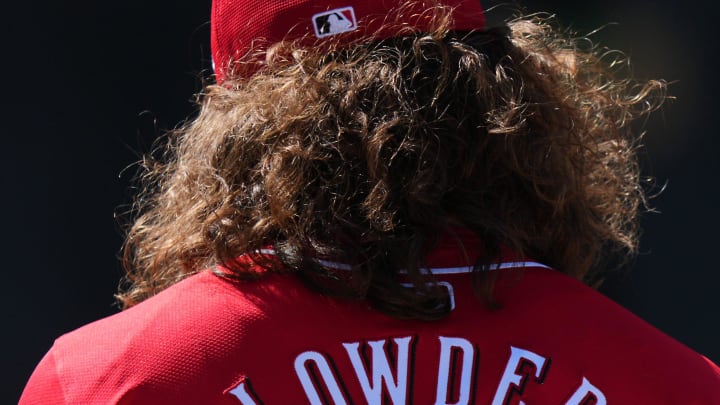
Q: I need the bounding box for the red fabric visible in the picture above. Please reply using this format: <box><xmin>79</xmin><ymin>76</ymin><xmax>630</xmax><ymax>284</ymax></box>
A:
<box><xmin>211</xmin><ymin>0</ymin><xmax>486</xmax><ymax>81</ymax></box>
<box><xmin>20</xmin><ymin>237</ymin><xmax>720</xmax><ymax>404</ymax></box>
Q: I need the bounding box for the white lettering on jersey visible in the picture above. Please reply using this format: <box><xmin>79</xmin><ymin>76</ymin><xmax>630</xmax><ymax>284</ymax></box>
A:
<box><xmin>245</xmin><ymin>336</ymin><xmax>608</xmax><ymax>403</ymax></box>
<box><xmin>294</xmin><ymin>351</ymin><xmax>348</xmax><ymax>405</ymax></box>
<box><xmin>565</xmin><ymin>377</ymin><xmax>607</xmax><ymax>405</ymax></box>
<box><xmin>435</xmin><ymin>336</ymin><xmax>476</xmax><ymax>405</ymax></box>
<box><xmin>342</xmin><ymin>336</ymin><xmax>413</xmax><ymax>404</ymax></box>
<box><xmin>228</xmin><ymin>382</ymin><xmax>259</xmax><ymax>405</ymax></box>
<box><xmin>492</xmin><ymin>346</ymin><xmax>550</xmax><ymax>405</ymax></box>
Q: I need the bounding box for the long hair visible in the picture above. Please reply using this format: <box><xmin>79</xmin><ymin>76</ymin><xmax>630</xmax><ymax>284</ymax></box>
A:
<box><xmin>118</xmin><ymin>5</ymin><xmax>665</xmax><ymax>319</ymax></box>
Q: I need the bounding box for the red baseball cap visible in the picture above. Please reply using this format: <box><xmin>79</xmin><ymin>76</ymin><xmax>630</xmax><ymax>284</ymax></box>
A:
<box><xmin>211</xmin><ymin>0</ymin><xmax>486</xmax><ymax>82</ymax></box>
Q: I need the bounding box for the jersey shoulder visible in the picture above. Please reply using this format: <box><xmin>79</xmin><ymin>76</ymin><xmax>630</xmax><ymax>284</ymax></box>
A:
<box><xmin>20</xmin><ymin>271</ymin><xmax>264</xmax><ymax>404</ymax></box>
<box><xmin>507</xmin><ymin>268</ymin><xmax>720</xmax><ymax>402</ymax></box>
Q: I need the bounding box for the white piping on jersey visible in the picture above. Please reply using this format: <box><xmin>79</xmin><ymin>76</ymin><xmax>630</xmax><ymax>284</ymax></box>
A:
<box><xmin>252</xmin><ymin>249</ymin><xmax>550</xmax><ymax>274</ymax></box>
<box><xmin>417</xmin><ymin>261</ymin><xmax>551</xmax><ymax>275</ymax></box>
<box><xmin>315</xmin><ymin>258</ymin><xmax>354</xmax><ymax>271</ymax></box>
<box><xmin>400</xmin><ymin>281</ymin><xmax>456</xmax><ymax>310</ymax></box>
<box><xmin>255</xmin><ymin>249</ymin><xmax>354</xmax><ymax>271</ymax></box>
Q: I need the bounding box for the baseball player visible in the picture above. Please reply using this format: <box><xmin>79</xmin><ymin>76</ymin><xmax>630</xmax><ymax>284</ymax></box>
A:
<box><xmin>20</xmin><ymin>0</ymin><xmax>720</xmax><ymax>403</ymax></box>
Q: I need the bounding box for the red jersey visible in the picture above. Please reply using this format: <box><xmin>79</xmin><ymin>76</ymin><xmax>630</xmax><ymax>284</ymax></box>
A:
<box><xmin>20</xmin><ymin>235</ymin><xmax>720</xmax><ymax>404</ymax></box>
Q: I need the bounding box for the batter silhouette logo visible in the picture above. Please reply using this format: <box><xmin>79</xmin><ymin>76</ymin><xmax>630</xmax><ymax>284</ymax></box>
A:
<box><xmin>312</xmin><ymin>7</ymin><xmax>357</xmax><ymax>38</ymax></box>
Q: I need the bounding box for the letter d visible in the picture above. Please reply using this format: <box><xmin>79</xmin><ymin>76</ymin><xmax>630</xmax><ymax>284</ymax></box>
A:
<box><xmin>435</xmin><ymin>337</ymin><xmax>477</xmax><ymax>405</ymax></box>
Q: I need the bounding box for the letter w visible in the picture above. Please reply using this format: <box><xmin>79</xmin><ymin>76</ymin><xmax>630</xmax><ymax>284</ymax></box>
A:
<box><xmin>343</xmin><ymin>336</ymin><xmax>413</xmax><ymax>405</ymax></box>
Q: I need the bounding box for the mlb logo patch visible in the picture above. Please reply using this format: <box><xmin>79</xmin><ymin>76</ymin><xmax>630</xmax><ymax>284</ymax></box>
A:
<box><xmin>312</xmin><ymin>7</ymin><xmax>357</xmax><ymax>38</ymax></box>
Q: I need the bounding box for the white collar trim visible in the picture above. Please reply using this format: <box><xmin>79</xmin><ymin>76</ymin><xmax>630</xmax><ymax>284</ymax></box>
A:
<box><xmin>255</xmin><ymin>249</ymin><xmax>550</xmax><ymax>274</ymax></box>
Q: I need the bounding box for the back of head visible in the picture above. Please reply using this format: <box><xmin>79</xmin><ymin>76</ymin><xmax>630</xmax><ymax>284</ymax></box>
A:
<box><xmin>119</xmin><ymin>0</ymin><xmax>664</xmax><ymax>319</ymax></box>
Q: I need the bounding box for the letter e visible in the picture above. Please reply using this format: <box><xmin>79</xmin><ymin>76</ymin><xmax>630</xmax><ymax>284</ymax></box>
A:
<box><xmin>491</xmin><ymin>346</ymin><xmax>550</xmax><ymax>405</ymax></box>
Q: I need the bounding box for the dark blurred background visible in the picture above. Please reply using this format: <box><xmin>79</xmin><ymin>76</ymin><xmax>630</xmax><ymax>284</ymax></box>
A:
<box><xmin>4</xmin><ymin>0</ymin><xmax>718</xmax><ymax>402</ymax></box>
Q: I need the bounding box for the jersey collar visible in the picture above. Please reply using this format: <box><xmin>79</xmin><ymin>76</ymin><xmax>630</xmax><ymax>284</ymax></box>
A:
<box><xmin>231</xmin><ymin>228</ymin><xmax>549</xmax><ymax>276</ymax></box>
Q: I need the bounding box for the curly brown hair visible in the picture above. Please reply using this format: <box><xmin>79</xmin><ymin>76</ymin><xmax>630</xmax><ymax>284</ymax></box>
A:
<box><xmin>118</xmin><ymin>6</ymin><xmax>665</xmax><ymax>320</ymax></box>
